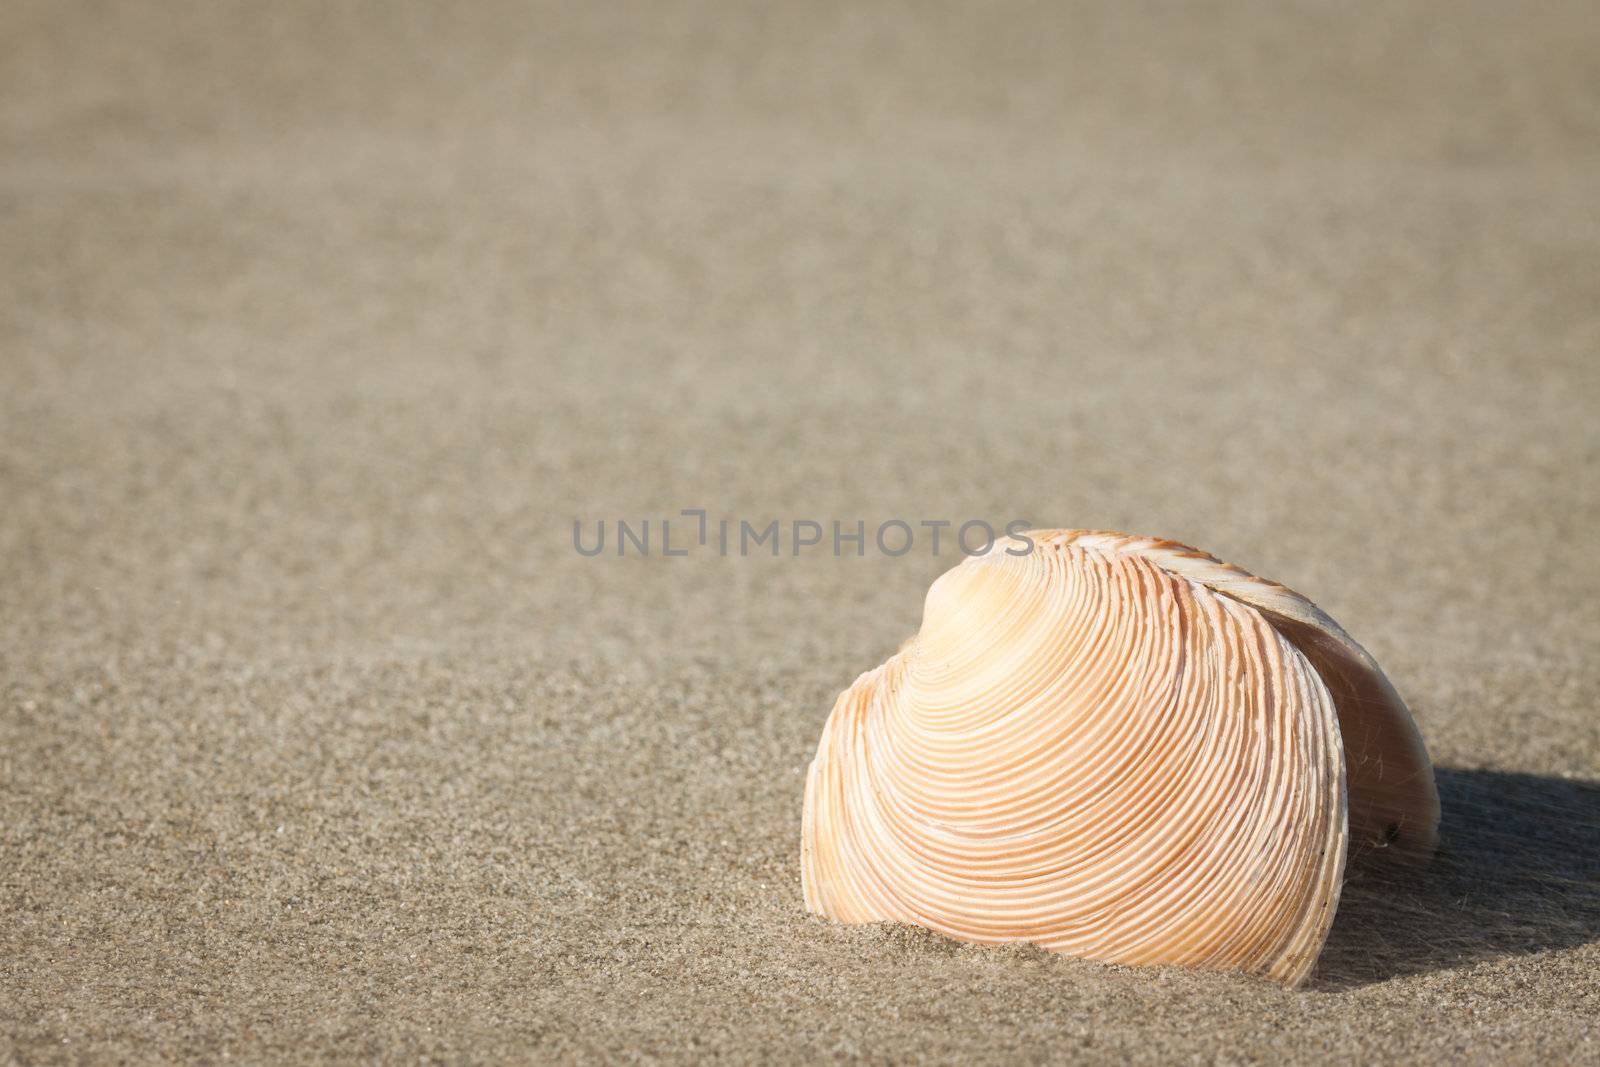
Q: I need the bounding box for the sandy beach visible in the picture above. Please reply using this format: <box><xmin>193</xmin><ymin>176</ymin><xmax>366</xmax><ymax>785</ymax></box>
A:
<box><xmin>3</xmin><ymin>2</ymin><xmax>1598</xmax><ymax>1061</ymax></box>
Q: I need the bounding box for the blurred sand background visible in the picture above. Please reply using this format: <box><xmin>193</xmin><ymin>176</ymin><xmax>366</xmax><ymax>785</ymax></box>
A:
<box><xmin>3</xmin><ymin>1</ymin><xmax>1598</xmax><ymax>1061</ymax></box>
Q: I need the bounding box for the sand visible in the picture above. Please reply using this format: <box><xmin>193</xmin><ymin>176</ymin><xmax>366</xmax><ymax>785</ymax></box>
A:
<box><xmin>2</xmin><ymin>1</ymin><xmax>1597</xmax><ymax>1062</ymax></box>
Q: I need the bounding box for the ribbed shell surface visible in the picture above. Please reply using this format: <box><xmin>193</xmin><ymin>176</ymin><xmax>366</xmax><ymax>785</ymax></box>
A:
<box><xmin>802</xmin><ymin>531</ymin><xmax>1434</xmax><ymax>986</ymax></box>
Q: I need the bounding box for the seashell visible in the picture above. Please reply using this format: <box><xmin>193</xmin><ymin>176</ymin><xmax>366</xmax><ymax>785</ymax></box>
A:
<box><xmin>801</xmin><ymin>529</ymin><xmax>1438</xmax><ymax>986</ymax></box>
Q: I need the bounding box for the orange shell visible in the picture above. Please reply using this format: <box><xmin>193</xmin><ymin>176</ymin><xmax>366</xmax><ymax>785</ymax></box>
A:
<box><xmin>801</xmin><ymin>530</ymin><xmax>1438</xmax><ymax>986</ymax></box>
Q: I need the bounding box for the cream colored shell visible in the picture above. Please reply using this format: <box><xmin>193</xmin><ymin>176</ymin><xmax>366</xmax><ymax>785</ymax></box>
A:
<box><xmin>801</xmin><ymin>530</ymin><xmax>1438</xmax><ymax>986</ymax></box>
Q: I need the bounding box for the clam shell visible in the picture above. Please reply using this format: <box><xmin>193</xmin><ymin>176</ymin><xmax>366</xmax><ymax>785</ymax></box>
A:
<box><xmin>801</xmin><ymin>530</ymin><xmax>1438</xmax><ymax>986</ymax></box>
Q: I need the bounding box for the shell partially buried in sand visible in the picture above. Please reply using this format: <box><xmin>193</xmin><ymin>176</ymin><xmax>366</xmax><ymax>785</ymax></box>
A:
<box><xmin>801</xmin><ymin>530</ymin><xmax>1438</xmax><ymax>986</ymax></box>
